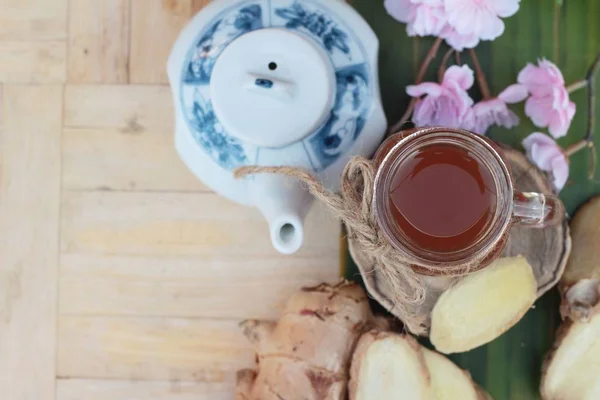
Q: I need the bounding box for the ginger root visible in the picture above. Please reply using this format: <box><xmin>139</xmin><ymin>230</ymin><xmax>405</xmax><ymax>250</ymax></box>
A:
<box><xmin>559</xmin><ymin>196</ymin><xmax>600</xmax><ymax>322</ymax></box>
<box><xmin>349</xmin><ymin>331</ymin><xmax>430</xmax><ymax>400</ymax></box>
<box><xmin>540</xmin><ymin>312</ymin><xmax>600</xmax><ymax>399</ymax></box>
<box><xmin>235</xmin><ymin>281</ymin><xmax>372</xmax><ymax>400</ymax></box>
<box><xmin>430</xmin><ymin>256</ymin><xmax>537</xmax><ymax>354</ymax></box>
<box><xmin>539</xmin><ymin>196</ymin><xmax>600</xmax><ymax>399</ymax></box>
<box><xmin>348</xmin><ymin>330</ymin><xmax>490</xmax><ymax>400</ymax></box>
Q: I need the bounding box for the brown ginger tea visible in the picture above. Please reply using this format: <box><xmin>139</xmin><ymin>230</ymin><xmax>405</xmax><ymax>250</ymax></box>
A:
<box><xmin>388</xmin><ymin>143</ymin><xmax>497</xmax><ymax>253</ymax></box>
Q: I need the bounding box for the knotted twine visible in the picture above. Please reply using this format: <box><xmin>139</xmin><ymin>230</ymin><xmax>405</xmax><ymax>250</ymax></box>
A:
<box><xmin>234</xmin><ymin>156</ymin><xmax>490</xmax><ymax>334</ymax></box>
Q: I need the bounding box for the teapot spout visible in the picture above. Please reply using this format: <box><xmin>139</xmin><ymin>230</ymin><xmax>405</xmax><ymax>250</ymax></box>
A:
<box><xmin>250</xmin><ymin>174</ymin><xmax>314</xmax><ymax>254</ymax></box>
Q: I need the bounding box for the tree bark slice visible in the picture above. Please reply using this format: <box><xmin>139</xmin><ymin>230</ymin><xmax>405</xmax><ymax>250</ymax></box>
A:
<box><xmin>350</xmin><ymin>146</ymin><xmax>571</xmax><ymax>334</ymax></box>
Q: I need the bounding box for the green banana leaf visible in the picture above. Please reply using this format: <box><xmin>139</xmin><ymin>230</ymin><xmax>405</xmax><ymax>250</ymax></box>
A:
<box><xmin>343</xmin><ymin>1</ymin><xmax>600</xmax><ymax>398</ymax></box>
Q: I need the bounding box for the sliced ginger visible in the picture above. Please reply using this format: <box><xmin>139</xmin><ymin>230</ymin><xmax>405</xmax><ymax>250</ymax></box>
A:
<box><xmin>422</xmin><ymin>347</ymin><xmax>489</xmax><ymax>400</ymax></box>
<box><xmin>430</xmin><ymin>256</ymin><xmax>537</xmax><ymax>354</ymax></box>
<box><xmin>541</xmin><ymin>312</ymin><xmax>600</xmax><ymax>400</ymax></box>
<box><xmin>349</xmin><ymin>332</ymin><xmax>430</xmax><ymax>400</ymax></box>
<box><xmin>560</xmin><ymin>196</ymin><xmax>600</xmax><ymax>321</ymax></box>
<box><xmin>349</xmin><ymin>330</ymin><xmax>490</xmax><ymax>400</ymax></box>
<box><xmin>540</xmin><ymin>196</ymin><xmax>600</xmax><ymax>399</ymax></box>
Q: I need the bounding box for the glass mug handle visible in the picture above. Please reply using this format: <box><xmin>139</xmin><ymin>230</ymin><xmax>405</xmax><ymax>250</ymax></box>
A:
<box><xmin>512</xmin><ymin>191</ymin><xmax>565</xmax><ymax>228</ymax></box>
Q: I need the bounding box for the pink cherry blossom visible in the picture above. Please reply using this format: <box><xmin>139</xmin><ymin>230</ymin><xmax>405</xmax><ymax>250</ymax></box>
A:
<box><xmin>471</xmin><ymin>84</ymin><xmax>528</xmax><ymax>134</ymax></box>
<box><xmin>385</xmin><ymin>0</ymin><xmax>447</xmax><ymax>37</ymax></box>
<box><xmin>517</xmin><ymin>59</ymin><xmax>565</xmax><ymax>96</ymax></box>
<box><xmin>518</xmin><ymin>59</ymin><xmax>576</xmax><ymax>138</ymax></box>
<box><xmin>445</xmin><ymin>0</ymin><xmax>520</xmax><ymax>41</ymax></box>
<box><xmin>385</xmin><ymin>0</ymin><xmax>520</xmax><ymax>49</ymax></box>
<box><xmin>407</xmin><ymin>65</ymin><xmax>475</xmax><ymax>129</ymax></box>
<box><xmin>441</xmin><ymin>24</ymin><xmax>479</xmax><ymax>51</ymax></box>
<box><xmin>524</xmin><ymin>87</ymin><xmax>575</xmax><ymax>138</ymax></box>
<box><xmin>522</xmin><ymin>132</ymin><xmax>569</xmax><ymax>191</ymax></box>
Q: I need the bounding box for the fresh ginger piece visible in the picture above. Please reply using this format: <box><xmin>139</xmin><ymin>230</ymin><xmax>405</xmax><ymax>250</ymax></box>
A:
<box><xmin>560</xmin><ymin>196</ymin><xmax>600</xmax><ymax>321</ymax></box>
<box><xmin>422</xmin><ymin>347</ymin><xmax>489</xmax><ymax>400</ymax></box>
<box><xmin>430</xmin><ymin>256</ymin><xmax>537</xmax><ymax>354</ymax></box>
<box><xmin>542</xmin><ymin>198</ymin><xmax>600</xmax><ymax>398</ymax></box>
<box><xmin>348</xmin><ymin>331</ymin><xmax>491</xmax><ymax>400</ymax></box>
<box><xmin>562</xmin><ymin>196</ymin><xmax>600</xmax><ymax>284</ymax></box>
<box><xmin>349</xmin><ymin>331</ymin><xmax>431</xmax><ymax>400</ymax></box>
<box><xmin>541</xmin><ymin>312</ymin><xmax>600</xmax><ymax>400</ymax></box>
<box><xmin>235</xmin><ymin>281</ymin><xmax>372</xmax><ymax>400</ymax></box>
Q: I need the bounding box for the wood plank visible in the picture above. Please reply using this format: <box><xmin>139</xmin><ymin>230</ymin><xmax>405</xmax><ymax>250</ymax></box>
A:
<box><xmin>59</xmin><ymin>252</ymin><xmax>339</xmax><ymax>319</ymax></box>
<box><xmin>0</xmin><ymin>0</ymin><xmax>67</xmax><ymax>40</ymax></box>
<box><xmin>68</xmin><ymin>0</ymin><xmax>130</xmax><ymax>83</ymax></box>
<box><xmin>61</xmin><ymin>191</ymin><xmax>340</xmax><ymax>258</ymax></box>
<box><xmin>0</xmin><ymin>41</ymin><xmax>66</xmax><ymax>83</ymax></box>
<box><xmin>64</xmin><ymin>85</ymin><xmax>173</xmax><ymax>132</ymax></box>
<box><xmin>62</xmin><ymin>127</ymin><xmax>207</xmax><ymax>191</ymax></box>
<box><xmin>130</xmin><ymin>0</ymin><xmax>192</xmax><ymax>84</ymax></box>
<box><xmin>57</xmin><ymin>379</ymin><xmax>232</xmax><ymax>400</ymax></box>
<box><xmin>0</xmin><ymin>85</ymin><xmax>62</xmax><ymax>399</ymax></box>
<box><xmin>57</xmin><ymin>316</ymin><xmax>254</xmax><ymax>380</ymax></box>
<box><xmin>63</xmin><ymin>85</ymin><xmax>196</xmax><ymax>191</ymax></box>
<box><xmin>192</xmin><ymin>0</ymin><xmax>211</xmax><ymax>14</ymax></box>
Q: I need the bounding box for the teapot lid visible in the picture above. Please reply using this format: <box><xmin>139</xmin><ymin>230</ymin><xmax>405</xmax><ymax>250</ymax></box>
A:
<box><xmin>210</xmin><ymin>28</ymin><xmax>335</xmax><ymax>148</ymax></box>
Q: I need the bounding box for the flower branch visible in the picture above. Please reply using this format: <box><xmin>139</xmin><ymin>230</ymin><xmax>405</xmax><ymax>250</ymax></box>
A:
<box><xmin>438</xmin><ymin>48</ymin><xmax>455</xmax><ymax>82</ymax></box>
<box><xmin>416</xmin><ymin>37</ymin><xmax>444</xmax><ymax>83</ymax></box>
<box><xmin>389</xmin><ymin>37</ymin><xmax>443</xmax><ymax>134</ymax></box>
<box><xmin>583</xmin><ymin>51</ymin><xmax>600</xmax><ymax>143</ymax></box>
<box><xmin>565</xmin><ymin>51</ymin><xmax>600</xmax><ymax>177</ymax></box>
<box><xmin>567</xmin><ymin>80</ymin><xmax>588</xmax><ymax>94</ymax></box>
<box><xmin>563</xmin><ymin>52</ymin><xmax>600</xmax><ymax>155</ymax></box>
<box><xmin>564</xmin><ymin>140</ymin><xmax>592</xmax><ymax>157</ymax></box>
<box><xmin>470</xmin><ymin>49</ymin><xmax>491</xmax><ymax>100</ymax></box>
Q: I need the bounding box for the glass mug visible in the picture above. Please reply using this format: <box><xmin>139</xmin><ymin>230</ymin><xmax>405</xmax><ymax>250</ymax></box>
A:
<box><xmin>372</xmin><ymin>126</ymin><xmax>564</xmax><ymax>276</ymax></box>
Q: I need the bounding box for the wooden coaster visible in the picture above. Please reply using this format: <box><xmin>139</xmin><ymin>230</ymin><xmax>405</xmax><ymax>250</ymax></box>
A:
<box><xmin>350</xmin><ymin>147</ymin><xmax>572</xmax><ymax>334</ymax></box>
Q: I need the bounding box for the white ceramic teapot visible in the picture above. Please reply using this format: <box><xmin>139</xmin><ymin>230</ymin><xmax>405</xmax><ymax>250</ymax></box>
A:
<box><xmin>168</xmin><ymin>0</ymin><xmax>386</xmax><ymax>254</ymax></box>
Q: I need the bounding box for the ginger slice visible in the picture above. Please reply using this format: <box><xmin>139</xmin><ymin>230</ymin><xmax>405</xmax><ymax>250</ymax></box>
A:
<box><xmin>422</xmin><ymin>347</ymin><xmax>489</xmax><ymax>400</ymax></box>
<box><xmin>349</xmin><ymin>331</ymin><xmax>491</xmax><ymax>400</ymax></box>
<box><xmin>349</xmin><ymin>331</ymin><xmax>430</xmax><ymax>400</ymax></box>
<box><xmin>430</xmin><ymin>256</ymin><xmax>537</xmax><ymax>354</ymax></box>
<box><xmin>541</xmin><ymin>312</ymin><xmax>600</xmax><ymax>400</ymax></box>
<box><xmin>560</xmin><ymin>196</ymin><xmax>600</xmax><ymax>322</ymax></box>
<box><xmin>541</xmin><ymin>196</ymin><xmax>600</xmax><ymax>399</ymax></box>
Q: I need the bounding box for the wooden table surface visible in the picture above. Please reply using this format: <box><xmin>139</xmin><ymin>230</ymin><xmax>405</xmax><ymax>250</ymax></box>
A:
<box><xmin>0</xmin><ymin>1</ymin><xmax>341</xmax><ymax>399</ymax></box>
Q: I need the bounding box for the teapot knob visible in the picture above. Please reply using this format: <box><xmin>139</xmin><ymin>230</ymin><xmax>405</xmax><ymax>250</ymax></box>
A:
<box><xmin>210</xmin><ymin>28</ymin><xmax>335</xmax><ymax>148</ymax></box>
<box><xmin>243</xmin><ymin>73</ymin><xmax>296</xmax><ymax>102</ymax></box>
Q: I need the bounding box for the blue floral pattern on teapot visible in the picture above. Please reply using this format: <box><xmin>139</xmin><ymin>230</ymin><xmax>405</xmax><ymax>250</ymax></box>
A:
<box><xmin>274</xmin><ymin>2</ymin><xmax>350</xmax><ymax>55</ymax></box>
<box><xmin>179</xmin><ymin>0</ymin><xmax>372</xmax><ymax>171</ymax></box>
